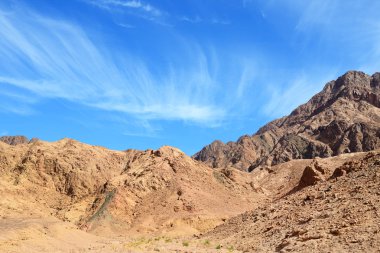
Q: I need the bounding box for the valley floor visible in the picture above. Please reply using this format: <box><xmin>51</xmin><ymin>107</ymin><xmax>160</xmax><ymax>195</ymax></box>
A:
<box><xmin>1</xmin><ymin>142</ymin><xmax>380</xmax><ymax>252</ymax></box>
<box><xmin>0</xmin><ymin>217</ymin><xmax>240</xmax><ymax>253</ymax></box>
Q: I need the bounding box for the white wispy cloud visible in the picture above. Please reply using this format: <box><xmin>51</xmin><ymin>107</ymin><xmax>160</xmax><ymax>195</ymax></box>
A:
<box><xmin>236</xmin><ymin>61</ymin><xmax>256</xmax><ymax>98</ymax></box>
<box><xmin>179</xmin><ymin>16</ymin><xmax>230</xmax><ymax>25</ymax></box>
<box><xmin>262</xmin><ymin>72</ymin><xmax>337</xmax><ymax>118</ymax></box>
<box><xmin>89</xmin><ymin>0</ymin><xmax>161</xmax><ymax>15</ymax></box>
<box><xmin>86</xmin><ymin>0</ymin><xmax>164</xmax><ymax>24</ymax></box>
<box><xmin>103</xmin><ymin>115</ymin><xmax>162</xmax><ymax>138</ymax></box>
<box><xmin>294</xmin><ymin>1</ymin><xmax>338</xmax><ymax>32</ymax></box>
<box><xmin>357</xmin><ymin>21</ymin><xmax>380</xmax><ymax>74</ymax></box>
<box><xmin>179</xmin><ymin>16</ymin><xmax>202</xmax><ymax>23</ymax></box>
<box><xmin>211</xmin><ymin>18</ymin><xmax>230</xmax><ymax>25</ymax></box>
<box><xmin>0</xmin><ymin>4</ymin><xmax>254</xmax><ymax>128</ymax></box>
<box><xmin>254</xmin><ymin>0</ymin><xmax>380</xmax><ymax>118</ymax></box>
<box><xmin>122</xmin><ymin>119</ymin><xmax>162</xmax><ymax>138</ymax></box>
<box><xmin>116</xmin><ymin>22</ymin><xmax>135</xmax><ymax>29</ymax></box>
<box><xmin>0</xmin><ymin>102</ymin><xmax>35</xmax><ymax>115</ymax></box>
<box><xmin>0</xmin><ymin>81</ymin><xmax>38</xmax><ymax>115</ymax></box>
<box><xmin>291</xmin><ymin>1</ymin><xmax>380</xmax><ymax>74</ymax></box>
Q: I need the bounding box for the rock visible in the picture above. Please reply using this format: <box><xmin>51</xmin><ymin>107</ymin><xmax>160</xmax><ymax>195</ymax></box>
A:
<box><xmin>299</xmin><ymin>164</ymin><xmax>325</xmax><ymax>188</ymax></box>
<box><xmin>0</xmin><ymin>137</ymin><xmax>260</xmax><ymax>237</ymax></box>
<box><xmin>202</xmin><ymin>148</ymin><xmax>380</xmax><ymax>253</ymax></box>
<box><xmin>29</xmin><ymin>138</ymin><xmax>40</xmax><ymax>143</ymax></box>
<box><xmin>276</xmin><ymin>240</ymin><xmax>290</xmax><ymax>251</ymax></box>
<box><xmin>330</xmin><ymin>167</ymin><xmax>347</xmax><ymax>179</ymax></box>
<box><xmin>194</xmin><ymin>71</ymin><xmax>380</xmax><ymax>171</ymax></box>
<box><xmin>0</xmin><ymin>135</ymin><xmax>29</xmax><ymax>145</ymax></box>
<box><xmin>329</xmin><ymin>229</ymin><xmax>341</xmax><ymax>236</ymax></box>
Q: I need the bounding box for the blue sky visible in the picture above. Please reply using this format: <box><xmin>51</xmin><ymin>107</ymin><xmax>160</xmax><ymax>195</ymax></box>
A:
<box><xmin>1</xmin><ymin>0</ymin><xmax>379</xmax><ymax>154</ymax></box>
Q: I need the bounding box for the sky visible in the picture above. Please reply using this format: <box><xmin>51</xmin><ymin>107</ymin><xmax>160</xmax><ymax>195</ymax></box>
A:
<box><xmin>1</xmin><ymin>0</ymin><xmax>380</xmax><ymax>155</ymax></box>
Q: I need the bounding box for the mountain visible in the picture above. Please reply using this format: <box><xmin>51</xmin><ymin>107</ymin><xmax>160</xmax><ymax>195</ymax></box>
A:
<box><xmin>0</xmin><ymin>135</ymin><xmax>39</xmax><ymax>145</ymax></box>
<box><xmin>203</xmin><ymin>150</ymin><xmax>380</xmax><ymax>252</ymax></box>
<box><xmin>194</xmin><ymin>71</ymin><xmax>380</xmax><ymax>171</ymax></box>
<box><xmin>1</xmin><ymin>70</ymin><xmax>380</xmax><ymax>252</ymax></box>
<box><xmin>0</xmin><ymin>138</ymin><xmax>264</xmax><ymax>239</ymax></box>
<box><xmin>2</xmin><ymin>136</ymin><xmax>379</xmax><ymax>252</ymax></box>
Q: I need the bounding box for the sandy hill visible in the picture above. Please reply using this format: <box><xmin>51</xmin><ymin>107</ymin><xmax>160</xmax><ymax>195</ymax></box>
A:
<box><xmin>204</xmin><ymin>150</ymin><xmax>380</xmax><ymax>252</ymax></box>
<box><xmin>0</xmin><ymin>138</ymin><xmax>264</xmax><ymax>240</ymax></box>
<box><xmin>1</xmin><ymin>71</ymin><xmax>380</xmax><ymax>252</ymax></box>
<box><xmin>194</xmin><ymin>71</ymin><xmax>380</xmax><ymax>171</ymax></box>
<box><xmin>1</xmin><ymin>137</ymin><xmax>379</xmax><ymax>252</ymax></box>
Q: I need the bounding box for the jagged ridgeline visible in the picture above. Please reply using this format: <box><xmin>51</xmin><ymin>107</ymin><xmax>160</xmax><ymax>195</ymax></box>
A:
<box><xmin>1</xmin><ymin>70</ymin><xmax>380</xmax><ymax>252</ymax></box>
<box><xmin>194</xmin><ymin>71</ymin><xmax>380</xmax><ymax>171</ymax></box>
<box><xmin>0</xmin><ymin>139</ymin><xmax>262</xmax><ymax>236</ymax></box>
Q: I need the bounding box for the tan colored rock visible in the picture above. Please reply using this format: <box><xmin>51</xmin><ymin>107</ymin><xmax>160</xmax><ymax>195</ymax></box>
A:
<box><xmin>0</xmin><ymin>138</ymin><xmax>264</xmax><ymax>238</ymax></box>
<box><xmin>299</xmin><ymin>164</ymin><xmax>325</xmax><ymax>187</ymax></box>
<box><xmin>331</xmin><ymin>167</ymin><xmax>347</xmax><ymax>179</ymax></box>
<box><xmin>204</xmin><ymin>151</ymin><xmax>380</xmax><ymax>253</ymax></box>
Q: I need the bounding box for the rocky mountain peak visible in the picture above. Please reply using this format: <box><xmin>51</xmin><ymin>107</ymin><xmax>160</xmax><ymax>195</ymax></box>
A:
<box><xmin>0</xmin><ymin>135</ymin><xmax>39</xmax><ymax>145</ymax></box>
<box><xmin>333</xmin><ymin>70</ymin><xmax>370</xmax><ymax>91</ymax></box>
<box><xmin>194</xmin><ymin>71</ymin><xmax>380</xmax><ymax>171</ymax></box>
<box><xmin>371</xmin><ymin>72</ymin><xmax>380</xmax><ymax>88</ymax></box>
<box><xmin>153</xmin><ymin>145</ymin><xmax>185</xmax><ymax>158</ymax></box>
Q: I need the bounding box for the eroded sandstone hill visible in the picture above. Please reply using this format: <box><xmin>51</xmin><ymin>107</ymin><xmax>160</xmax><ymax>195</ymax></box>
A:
<box><xmin>204</xmin><ymin>150</ymin><xmax>380</xmax><ymax>252</ymax></box>
<box><xmin>0</xmin><ymin>138</ymin><xmax>264</xmax><ymax>238</ymax></box>
<box><xmin>1</xmin><ymin>70</ymin><xmax>380</xmax><ymax>252</ymax></box>
<box><xmin>194</xmin><ymin>71</ymin><xmax>380</xmax><ymax>171</ymax></box>
<box><xmin>1</xmin><ymin>138</ymin><xmax>379</xmax><ymax>252</ymax></box>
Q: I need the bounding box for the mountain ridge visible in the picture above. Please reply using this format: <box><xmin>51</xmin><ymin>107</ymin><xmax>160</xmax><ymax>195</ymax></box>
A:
<box><xmin>1</xmin><ymin>70</ymin><xmax>380</xmax><ymax>252</ymax></box>
<box><xmin>0</xmin><ymin>137</ymin><xmax>263</xmax><ymax>238</ymax></box>
<box><xmin>194</xmin><ymin>70</ymin><xmax>380</xmax><ymax>171</ymax></box>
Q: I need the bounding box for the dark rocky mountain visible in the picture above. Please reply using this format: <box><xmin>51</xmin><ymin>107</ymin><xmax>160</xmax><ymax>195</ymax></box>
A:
<box><xmin>0</xmin><ymin>135</ymin><xmax>39</xmax><ymax>145</ymax></box>
<box><xmin>194</xmin><ymin>71</ymin><xmax>380</xmax><ymax>171</ymax></box>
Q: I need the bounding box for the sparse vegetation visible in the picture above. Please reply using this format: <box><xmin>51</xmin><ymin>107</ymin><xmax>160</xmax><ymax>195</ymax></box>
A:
<box><xmin>88</xmin><ymin>189</ymin><xmax>116</xmax><ymax>222</ymax></box>
<box><xmin>3</xmin><ymin>70</ymin><xmax>380</xmax><ymax>253</ymax></box>
<box><xmin>213</xmin><ymin>170</ymin><xmax>227</xmax><ymax>184</ymax></box>
<box><xmin>125</xmin><ymin>237</ymin><xmax>147</xmax><ymax>248</ymax></box>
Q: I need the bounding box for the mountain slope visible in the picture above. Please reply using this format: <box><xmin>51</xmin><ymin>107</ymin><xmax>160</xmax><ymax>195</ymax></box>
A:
<box><xmin>2</xmin><ymin>137</ymin><xmax>379</xmax><ymax>252</ymax></box>
<box><xmin>0</xmin><ymin>135</ymin><xmax>38</xmax><ymax>145</ymax></box>
<box><xmin>0</xmin><ymin>138</ymin><xmax>264</xmax><ymax>238</ymax></box>
<box><xmin>194</xmin><ymin>71</ymin><xmax>380</xmax><ymax>171</ymax></box>
<box><xmin>203</xmin><ymin>150</ymin><xmax>380</xmax><ymax>252</ymax></box>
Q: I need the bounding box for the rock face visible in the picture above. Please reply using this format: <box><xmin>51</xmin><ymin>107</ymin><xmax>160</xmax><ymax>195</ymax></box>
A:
<box><xmin>0</xmin><ymin>139</ymin><xmax>262</xmax><ymax>237</ymax></box>
<box><xmin>0</xmin><ymin>135</ymin><xmax>39</xmax><ymax>145</ymax></box>
<box><xmin>0</xmin><ymin>135</ymin><xmax>29</xmax><ymax>145</ymax></box>
<box><xmin>298</xmin><ymin>161</ymin><xmax>325</xmax><ymax>188</ymax></box>
<box><xmin>204</xmin><ymin>151</ymin><xmax>380</xmax><ymax>252</ymax></box>
<box><xmin>194</xmin><ymin>71</ymin><xmax>380</xmax><ymax>171</ymax></box>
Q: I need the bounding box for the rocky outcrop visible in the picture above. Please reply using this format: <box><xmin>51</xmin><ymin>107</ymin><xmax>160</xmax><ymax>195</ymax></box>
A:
<box><xmin>299</xmin><ymin>161</ymin><xmax>326</xmax><ymax>188</ymax></box>
<box><xmin>204</xmin><ymin>151</ymin><xmax>380</xmax><ymax>253</ymax></box>
<box><xmin>0</xmin><ymin>138</ymin><xmax>262</xmax><ymax>236</ymax></box>
<box><xmin>194</xmin><ymin>71</ymin><xmax>380</xmax><ymax>171</ymax></box>
<box><xmin>0</xmin><ymin>135</ymin><xmax>29</xmax><ymax>145</ymax></box>
<box><xmin>4</xmin><ymin>138</ymin><xmax>127</xmax><ymax>199</ymax></box>
<box><xmin>0</xmin><ymin>135</ymin><xmax>39</xmax><ymax>145</ymax></box>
